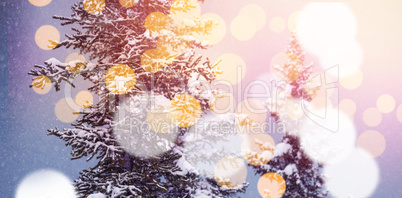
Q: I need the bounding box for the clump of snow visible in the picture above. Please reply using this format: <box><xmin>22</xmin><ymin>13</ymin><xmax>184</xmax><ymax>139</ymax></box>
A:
<box><xmin>273</xmin><ymin>143</ymin><xmax>291</xmax><ymax>157</ymax></box>
<box><xmin>88</xmin><ymin>193</ymin><xmax>107</xmax><ymax>198</ymax></box>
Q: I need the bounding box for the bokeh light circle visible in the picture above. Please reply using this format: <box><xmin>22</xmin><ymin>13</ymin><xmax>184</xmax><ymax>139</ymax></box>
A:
<box><xmin>376</xmin><ymin>94</ymin><xmax>395</xmax><ymax>114</ymax></box>
<box><xmin>169</xmin><ymin>0</ymin><xmax>201</xmax><ymax>24</ymax></box>
<box><xmin>113</xmin><ymin>94</ymin><xmax>179</xmax><ymax>158</ymax></box>
<box><xmin>28</xmin><ymin>0</ymin><xmax>52</xmax><ymax>7</ymax></box>
<box><xmin>75</xmin><ymin>91</ymin><xmax>93</xmax><ymax>109</ymax></box>
<box><xmin>105</xmin><ymin>64</ymin><xmax>136</xmax><ymax>94</ymax></box>
<box><xmin>397</xmin><ymin>104</ymin><xmax>402</xmax><ymax>123</ymax></box>
<box><xmin>340</xmin><ymin>69</ymin><xmax>363</xmax><ymax>90</ymax></box>
<box><xmin>119</xmin><ymin>0</ymin><xmax>137</xmax><ymax>8</ymax></box>
<box><xmin>231</xmin><ymin>15</ymin><xmax>258</xmax><ymax>41</ymax></box>
<box><xmin>214</xmin><ymin>53</ymin><xmax>246</xmax><ymax>85</ymax></box>
<box><xmin>239</xmin><ymin>4</ymin><xmax>266</xmax><ymax>31</ymax></box>
<box><xmin>324</xmin><ymin>149</ymin><xmax>379</xmax><ymax>198</ymax></box>
<box><xmin>209</xmin><ymin>91</ymin><xmax>235</xmax><ymax>115</ymax></box>
<box><xmin>55</xmin><ymin>98</ymin><xmax>80</xmax><ymax>123</ymax></box>
<box><xmin>357</xmin><ymin>130</ymin><xmax>386</xmax><ymax>158</ymax></box>
<box><xmin>269</xmin><ymin>17</ymin><xmax>286</xmax><ymax>33</ymax></box>
<box><xmin>194</xmin><ymin>13</ymin><xmax>227</xmax><ymax>45</ymax></box>
<box><xmin>83</xmin><ymin>0</ymin><xmax>106</xmax><ymax>15</ymax></box>
<box><xmin>338</xmin><ymin>98</ymin><xmax>357</xmax><ymax>118</ymax></box>
<box><xmin>16</xmin><ymin>169</ymin><xmax>76</xmax><ymax>198</ymax></box>
<box><xmin>168</xmin><ymin>94</ymin><xmax>202</xmax><ymax>127</ymax></box>
<box><xmin>241</xmin><ymin>133</ymin><xmax>275</xmax><ymax>166</ymax></box>
<box><xmin>257</xmin><ymin>173</ymin><xmax>286</xmax><ymax>198</ymax></box>
<box><xmin>65</xmin><ymin>53</ymin><xmax>86</xmax><ymax>73</ymax></box>
<box><xmin>362</xmin><ymin>107</ymin><xmax>382</xmax><ymax>127</ymax></box>
<box><xmin>299</xmin><ymin>109</ymin><xmax>356</xmax><ymax>165</ymax></box>
<box><xmin>35</xmin><ymin>25</ymin><xmax>60</xmax><ymax>50</ymax></box>
<box><xmin>214</xmin><ymin>156</ymin><xmax>247</xmax><ymax>189</ymax></box>
<box><xmin>32</xmin><ymin>75</ymin><xmax>52</xmax><ymax>95</ymax></box>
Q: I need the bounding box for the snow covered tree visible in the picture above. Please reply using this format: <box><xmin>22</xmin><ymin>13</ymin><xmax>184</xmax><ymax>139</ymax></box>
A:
<box><xmin>28</xmin><ymin>0</ymin><xmax>247</xmax><ymax>197</ymax></box>
<box><xmin>257</xmin><ymin>33</ymin><xmax>327</xmax><ymax>197</ymax></box>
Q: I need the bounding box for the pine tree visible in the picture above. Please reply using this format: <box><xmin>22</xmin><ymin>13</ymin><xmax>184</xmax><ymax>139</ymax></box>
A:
<box><xmin>28</xmin><ymin>0</ymin><xmax>246</xmax><ymax>197</ymax></box>
<box><xmin>259</xmin><ymin>33</ymin><xmax>327</xmax><ymax>198</ymax></box>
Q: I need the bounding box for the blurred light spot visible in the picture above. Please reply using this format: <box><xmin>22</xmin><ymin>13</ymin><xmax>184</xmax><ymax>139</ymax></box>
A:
<box><xmin>376</xmin><ymin>94</ymin><xmax>395</xmax><ymax>113</ymax></box>
<box><xmin>83</xmin><ymin>0</ymin><xmax>105</xmax><ymax>15</ymax></box>
<box><xmin>231</xmin><ymin>15</ymin><xmax>258</xmax><ymax>41</ymax></box>
<box><xmin>297</xmin><ymin>3</ymin><xmax>361</xmax><ymax>78</ymax></box>
<box><xmin>269</xmin><ymin>17</ymin><xmax>286</xmax><ymax>33</ymax></box>
<box><xmin>146</xmin><ymin>105</ymin><xmax>175</xmax><ymax>133</ymax></box>
<box><xmin>55</xmin><ymin>98</ymin><xmax>80</xmax><ymax>123</ymax></box>
<box><xmin>32</xmin><ymin>75</ymin><xmax>51</xmax><ymax>95</ymax></box>
<box><xmin>397</xmin><ymin>104</ymin><xmax>402</xmax><ymax>123</ymax></box>
<box><xmin>144</xmin><ymin>12</ymin><xmax>174</xmax><ymax>36</ymax></box>
<box><xmin>236</xmin><ymin>98</ymin><xmax>267</xmax><ymax>133</ymax></box>
<box><xmin>340</xmin><ymin>69</ymin><xmax>363</xmax><ymax>90</ymax></box>
<box><xmin>239</xmin><ymin>4</ymin><xmax>266</xmax><ymax>31</ymax></box>
<box><xmin>362</xmin><ymin>107</ymin><xmax>382</xmax><ymax>127</ymax></box>
<box><xmin>35</xmin><ymin>25</ymin><xmax>60</xmax><ymax>50</ymax></box>
<box><xmin>119</xmin><ymin>0</ymin><xmax>137</xmax><ymax>8</ymax></box>
<box><xmin>269</xmin><ymin>51</ymin><xmax>288</xmax><ymax>80</ymax></box>
<box><xmin>357</xmin><ymin>130</ymin><xmax>386</xmax><ymax>158</ymax></box>
<box><xmin>105</xmin><ymin>64</ymin><xmax>136</xmax><ymax>94</ymax></box>
<box><xmin>65</xmin><ymin>53</ymin><xmax>86</xmax><ymax>73</ymax></box>
<box><xmin>287</xmin><ymin>11</ymin><xmax>301</xmax><ymax>32</ymax></box>
<box><xmin>324</xmin><ymin>149</ymin><xmax>379</xmax><ymax>198</ymax></box>
<box><xmin>113</xmin><ymin>94</ymin><xmax>179</xmax><ymax>158</ymax></box>
<box><xmin>214</xmin><ymin>53</ymin><xmax>246</xmax><ymax>85</ymax></box>
<box><xmin>16</xmin><ymin>169</ymin><xmax>76</xmax><ymax>198</ymax></box>
<box><xmin>257</xmin><ymin>173</ymin><xmax>286</xmax><ymax>198</ymax></box>
<box><xmin>168</xmin><ymin>94</ymin><xmax>201</xmax><ymax>127</ymax></box>
<box><xmin>28</xmin><ymin>0</ymin><xmax>52</xmax><ymax>7</ymax></box>
<box><xmin>300</xmin><ymin>110</ymin><xmax>356</xmax><ymax>165</ymax></box>
<box><xmin>339</xmin><ymin>98</ymin><xmax>357</xmax><ymax>119</ymax></box>
<box><xmin>241</xmin><ymin>134</ymin><xmax>275</xmax><ymax>166</ymax></box>
<box><xmin>170</xmin><ymin>0</ymin><xmax>201</xmax><ymax>24</ymax></box>
<box><xmin>75</xmin><ymin>91</ymin><xmax>93</xmax><ymax>109</ymax></box>
<box><xmin>209</xmin><ymin>91</ymin><xmax>235</xmax><ymax>115</ymax></box>
<box><xmin>194</xmin><ymin>13</ymin><xmax>227</xmax><ymax>45</ymax></box>
<box><xmin>214</xmin><ymin>156</ymin><xmax>247</xmax><ymax>189</ymax></box>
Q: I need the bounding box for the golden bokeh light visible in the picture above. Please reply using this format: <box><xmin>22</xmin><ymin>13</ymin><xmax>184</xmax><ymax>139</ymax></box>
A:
<box><xmin>269</xmin><ymin>17</ymin><xmax>286</xmax><ymax>33</ymax></box>
<box><xmin>32</xmin><ymin>75</ymin><xmax>52</xmax><ymax>95</ymax></box>
<box><xmin>65</xmin><ymin>53</ymin><xmax>87</xmax><ymax>73</ymax></box>
<box><xmin>55</xmin><ymin>98</ymin><xmax>80</xmax><ymax>123</ymax></box>
<box><xmin>340</xmin><ymin>69</ymin><xmax>363</xmax><ymax>90</ymax></box>
<box><xmin>28</xmin><ymin>0</ymin><xmax>52</xmax><ymax>7</ymax></box>
<box><xmin>357</xmin><ymin>130</ymin><xmax>386</xmax><ymax>158</ymax></box>
<box><xmin>288</xmin><ymin>11</ymin><xmax>301</xmax><ymax>33</ymax></box>
<box><xmin>141</xmin><ymin>47</ymin><xmax>181</xmax><ymax>73</ymax></box>
<box><xmin>339</xmin><ymin>98</ymin><xmax>357</xmax><ymax>118</ymax></box>
<box><xmin>214</xmin><ymin>156</ymin><xmax>247</xmax><ymax>189</ymax></box>
<box><xmin>236</xmin><ymin>99</ymin><xmax>267</xmax><ymax>133</ymax></box>
<box><xmin>362</xmin><ymin>107</ymin><xmax>383</xmax><ymax>127</ymax></box>
<box><xmin>170</xmin><ymin>0</ymin><xmax>201</xmax><ymax>24</ymax></box>
<box><xmin>269</xmin><ymin>51</ymin><xmax>288</xmax><ymax>80</ymax></box>
<box><xmin>209</xmin><ymin>91</ymin><xmax>235</xmax><ymax>115</ymax></box>
<box><xmin>214</xmin><ymin>53</ymin><xmax>246</xmax><ymax>85</ymax></box>
<box><xmin>257</xmin><ymin>173</ymin><xmax>286</xmax><ymax>198</ymax></box>
<box><xmin>193</xmin><ymin>13</ymin><xmax>227</xmax><ymax>45</ymax></box>
<box><xmin>376</xmin><ymin>94</ymin><xmax>395</xmax><ymax>114</ymax></box>
<box><xmin>144</xmin><ymin>12</ymin><xmax>174</xmax><ymax>36</ymax></box>
<box><xmin>168</xmin><ymin>94</ymin><xmax>202</xmax><ymax>127</ymax></box>
<box><xmin>311</xmin><ymin>96</ymin><xmax>333</xmax><ymax>110</ymax></box>
<box><xmin>119</xmin><ymin>0</ymin><xmax>136</xmax><ymax>8</ymax></box>
<box><xmin>231</xmin><ymin>15</ymin><xmax>258</xmax><ymax>41</ymax></box>
<box><xmin>241</xmin><ymin>134</ymin><xmax>275</xmax><ymax>166</ymax></box>
<box><xmin>35</xmin><ymin>25</ymin><xmax>60</xmax><ymax>50</ymax></box>
<box><xmin>83</xmin><ymin>0</ymin><xmax>106</xmax><ymax>15</ymax></box>
<box><xmin>75</xmin><ymin>91</ymin><xmax>93</xmax><ymax>109</ymax></box>
<box><xmin>146</xmin><ymin>105</ymin><xmax>176</xmax><ymax>133</ymax></box>
<box><xmin>105</xmin><ymin>64</ymin><xmax>136</xmax><ymax>94</ymax></box>
<box><xmin>397</xmin><ymin>105</ymin><xmax>402</xmax><ymax>124</ymax></box>
<box><xmin>239</xmin><ymin>4</ymin><xmax>266</xmax><ymax>31</ymax></box>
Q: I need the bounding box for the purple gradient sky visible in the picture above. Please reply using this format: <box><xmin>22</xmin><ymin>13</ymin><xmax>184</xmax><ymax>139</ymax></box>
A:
<box><xmin>2</xmin><ymin>0</ymin><xmax>402</xmax><ymax>197</ymax></box>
